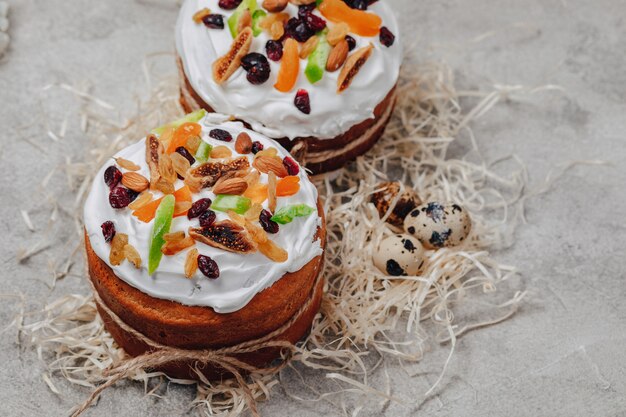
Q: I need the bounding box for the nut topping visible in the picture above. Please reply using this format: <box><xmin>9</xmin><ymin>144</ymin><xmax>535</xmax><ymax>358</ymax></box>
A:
<box><xmin>337</xmin><ymin>43</ymin><xmax>373</xmax><ymax>93</ymax></box>
<box><xmin>115</xmin><ymin>157</ymin><xmax>140</xmax><ymax>171</ymax></box>
<box><xmin>262</xmin><ymin>0</ymin><xmax>288</xmax><ymax>13</ymax></box>
<box><xmin>253</xmin><ymin>155</ymin><xmax>289</xmax><ymax>178</ymax></box>
<box><xmin>326</xmin><ymin>39</ymin><xmax>349</xmax><ymax>72</ymax></box>
<box><xmin>234</xmin><ymin>132</ymin><xmax>253</xmax><ymax>154</ymax></box>
<box><xmin>121</xmin><ymin>172</ymin><xmax>149</xmax><ymax>193</ymax></box>
<box><xmin>213</xmin><ymin>26</ymin><xmax>253</xmax><ymax>84</ymax></box>
<box><xmin>213</xmin><ymin>177</ymin><xmax>249</xmax><ymax>195</ymax></box>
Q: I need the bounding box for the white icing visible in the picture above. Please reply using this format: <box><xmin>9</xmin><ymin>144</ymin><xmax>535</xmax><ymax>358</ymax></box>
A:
<box><xmin>84</xmin><ymin>117</ymin><xmax>323</xmax><ymax>313</ymax></box>
<box><xmin>175</xmin><ymin>0</ymin><xmax>402</xmax><ymax>140</ymax></box>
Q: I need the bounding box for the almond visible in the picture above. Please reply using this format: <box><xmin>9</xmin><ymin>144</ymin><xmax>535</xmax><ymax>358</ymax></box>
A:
<box><xmin>213</xmin><ymin>177</ymin><xmax>249</xmax><ymax>195</ymax></box>
<box><xmin>326</xmin><ymin>39</ymin><xmax>349</xmax><ymax>72</ymax></box>
<box><xmin>337</xmin><ymin>43</ymin><xmax>373</xmax><ymax>93</ymax></box>
<box><xmin>121</xmin><ymin>172</ymin><xmax>149</xmax><ymax>192</ymax></box>
<box><xmin>213</xmin><ymin>27</ymin><xmax>253</xmax><ymax>84</ymax></box>
<box><xmin>300</xmin><ymin>35</ymin><xmax>319</xmax><ymax>59</ymax></box>
<box><xmin>235</xmin><ymin>132</ymin><xmax>253</xmax><ymax>154</ymax></box>
<box><xmin>327</xmin><ymin>22</ymin><xmax>349</xmax><ymax>46</ymax></box>
<box><xmin>263</xmin><ymin>0</ymin><xmax>288</xmax><ymax>13</ymax></box>
<box><xmin>192</xmin><ymin>8</ymin><xmax>211</xmax><ymax>23</ymax></box>
<box><xmin>253</xmin><ymin>155</ymin><xmax>288</xmax><ymax>178</ymax></box>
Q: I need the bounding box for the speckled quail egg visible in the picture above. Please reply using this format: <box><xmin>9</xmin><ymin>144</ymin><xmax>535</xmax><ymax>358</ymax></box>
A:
<box><xmin>373</xmin><ymin>234</ymin><xmax>425</xmax><ymax>276</ymax></box>
<box><xmin>403</xmin><ymin>202</ymin><xmax>472</xmax><ymax>249</ymax></box>
<box><xmin>370</xmin><ymin>182</ymin><xmax>422</xmax><ymax>227</ymax></box>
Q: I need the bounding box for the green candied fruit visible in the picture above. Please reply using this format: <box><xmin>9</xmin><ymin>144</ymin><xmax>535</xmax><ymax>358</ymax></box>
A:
<box><xmin>148</xmin><ymin>194</ymin><xmax>175</xmax><ymax>275</ymax></box>
<box><xmin>252</xmin><ymin>9</ymin><xmax>267</xmax><ymax>37</ymax></box>
<box><xmin>195</xmin><ymin>141</ymin><xmax>213</xmax><ymax>163</ymax></box>
<box><xmin>152</xmin><ymin>109</ymin><xmax>206</xmax><ymax>135</ymax></box>
<box><xmin>305</xmin><ymin>29</ymin><xmax>331</xmax><ymax>84</ymax></box>
<box><xmin>227</xmin><ymin>0</ymin><xmax>258</xmax><ymax>38</ymax></box>
<box><xmin>211</xmin><ymin>195</ymin><xmax>252</xmax><ymax>215</ymax></box>
<box><xmin>270</xmin><ymin>204</ymin><xmax>316</xmax><ymax>225</ymax></box>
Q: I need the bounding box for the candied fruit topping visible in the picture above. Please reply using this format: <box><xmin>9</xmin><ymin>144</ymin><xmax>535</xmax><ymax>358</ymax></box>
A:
<box><xmin>259</xmin><ymin>209</ymin><xmax>279</xmax><ymax>234</ymax></box>
<box><xmin>199</xmin><ymin>210</ymin><xmax>217</xmax><ymax>228</ymax></box>
<box><xmin>104</xmin><ymin>166</ymin><xmax>122</xmax><ymax>189</ymax></box>
<box><xmin>176</xmin><ymin>146</ymin><xmax>196</xmax><ymax>165</ymax></box>
<box><xmin>198</xmin><ymin>254</ymin><xmax>220</xmax><ymax>279</ymax></box>
<box><xmin>101</xmin><ymin>221</ymin><xmax>116</xmax><ymax>243</ymax></box>
<box><xmin>294</xmin><ymin>89</ymin><xmax>311</xmax><ymax>114</ymax></box>
<box><xmin>282</xmin><ymin>156</ymin><xmax>300</xmax><ymax>176</ymax></box>
<box><xmin>202</xmin><ymin>14</ymin><xmax>225</xmax><ymax>29</ymax></box>
<box><xmin>188</xmin><ymin>198</ymin><xmax>213</xmax><ymax>219</ymax></box>
<box><xmin>241</xmin><ymin>52</ymin><xmax>271</xmax><ymax>85</ymax></box>
<box><xmin>319</xmin><ymin>0</ymin><xmax>381</xmax><ymax>37</ymax></box>
<box><xmin>219</xmin><ymin>0</ymin><xmax>242</xmax><ymax>9</ymax></box>
<box><xmin>265</xmin><ymin>39</ymin><xmax>283</xmax><ymax>61</ymax></box>
<box><xmin>209</xmin><ymin>128</ymin><xmax>233</xmax><ymax>142</ymax></box>
<box><xmin>109</xmin><ymin>187</ymin><xmax>138</xmax><ymax>209</ymax></box>
<box><xmin>274</xmin><ymin>38</ymin><xmax>299</xmax><ymax>92</ymax></box>
<box><xmin>345</xmin><ymin>34</ymin><xmax>356</xmax><ymax>51</ymax></box>
<box><xmin>251</xmin><ymin>141</ymin><xmax>264</xmax><ymax>154</ymax></box>
<box><xmin>284</xmin><ymin>17</ymin><xmax>314</xmax><ymax>43</ymax></box>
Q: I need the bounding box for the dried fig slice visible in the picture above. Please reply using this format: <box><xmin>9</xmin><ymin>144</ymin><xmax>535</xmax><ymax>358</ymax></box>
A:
<box><xmin>213</xmin><ymin>27</ymin><xmax>253</xmax><ymax>84</ymax></box>
<box><xmin>146</xmin><ymin>134</ymin><xmax>163</xmax><ymax>189</ymax></box>
<box><xmin>337</xmin><ymin>43</ymin><xmax>373</xmax><ymax>93</ymax></box>
<box><xmin>189</xmin><ymin>220</ymin><xmax>257</xmax><ymax>254</ymax></box>
<box><xmin>185</xmin><ymin>157</ymin><xmax>250</xmax><ymax>191</ymax></box>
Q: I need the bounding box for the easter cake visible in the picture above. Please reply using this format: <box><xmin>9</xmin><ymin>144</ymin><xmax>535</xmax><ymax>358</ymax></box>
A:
<box><xmin>83</xmin><ymin>111</ymin><xmax>326</xmax><ymax>379</ymax></box>
<box><xmin>176</xmin><ymin>0</ymin><xmax>402</xmax><ymax>174</ymax></box>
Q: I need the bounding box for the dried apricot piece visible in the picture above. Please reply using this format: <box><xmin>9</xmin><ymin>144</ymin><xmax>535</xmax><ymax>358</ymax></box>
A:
<box><xmin>276</xmin><ymin>175</ymin><xmax>300</xmax><ymax>197</ymax></box>
<box><xmin>162</xmin><ymin>236</ymin><xmax>195</xmax><ymax>256</ymax></box>
<box><xmin>166</xmin><ymin>122</ymin><xmax>202</xmax><ymax>154</ymax></box>
<box><xmin>133</xmin><ymin>186</ymin><xmax>192</xmax><ymax>223</ymax></box>
<box><xmin>243</xmin><ymin>182</ymin><xmax>268</xmax><ymax>204</ymax></box>
<box><xmin>274</xmin><ymin>38</ymin><xmax>299</xmax><ymax>92</ymax></box>
<box><xmin>319</xmin><ymin>0</ymin><xmax>381</xmax><ymax>37</ymax></box>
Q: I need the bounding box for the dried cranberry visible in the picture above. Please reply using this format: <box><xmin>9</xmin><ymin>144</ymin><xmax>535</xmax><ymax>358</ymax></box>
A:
<box><xmin>283</xmin><ymin>156</ymin><xmax>300</xmax><ymax>176</ymax></box>
<box><xmin>302</xmin><ymin>13</ymin><xmax>326</xmax><ymax>32</ymax></box>
<box><xmin>101</xmin><ymin>221</ymin><xmax>116</xmax><ymax>243</ymax></box>
<box><xmin>297</xmin><ymin>4</ymin><xmax>316</xmax><ymax>18</ymax></box>
<box><xmin>188</xmin><ymin>198</ymin><xmax>212</xmax><ymax>219</ymax></box>
<box><xmin>345</xmin><ymin>35</ymin><xmax>356</xmax><ymax>51</ymax></box>
<box><xmin>241</xmin><ymin>53</ymin><xmax>271</xmax><ymax>85</ymax></box>
<box><xmin>284</xmin><ymin>17</ymin><xmax>314</xmax><ymax>43</ymax></box>
<box><xmin>109</xmin><ymin>187</ymin><xmax>138</xmax><ymax>209</ymax></box>
<box><xmin>202</xmin><ymin>14</ymin><xmax>225</xmax><ymax>29</ymax></box>
<box><xmin>199</xmin><ymin>210</ymin><xmax>217</xmax><ymax>228</ymax></box>
<box><xmin>265</xmin><ymin>40</ymin><xmax>283</xmax><ymax>61</ymax></box>
<box><xmin>218</xmin><ymin>0</ymin><xmax>242</xmax><ymax>9</ymax></box>
<box><xmin>104</xmin><ymin>166</ymin><xmax>122</xmax><ymax>189</ymax></box>
<box><xmin>176</xmin><ymin>146</ymin><xmax>196</xmax><ymax>165</ymax></box>
<box><xmin>251</xmin><ymin>141</ymin><xmax>264</xmax><ymax>154</ymax></box>
<box><xmin>259</xmin><ymin>209</ymin><xmax>279</xmax><ymax>234</ymax></box>
<box><xmin>294</xmin><ymin>89</ymin><xmax>311</xmax><ymax>114</ymax></box>
<box><xmin>379</xmin><ymin>26</ymin><xmax>395</xmax><ymax>47</ymax></box>
<box><xmin>209</xmin><ymin>128</ymin><xmax>232</xmax><ymax>142</ymax></box>
<box><xmin>198</xmin><ymin>255</ymin><xmax>220</xmax><ymax>279</ymax></box>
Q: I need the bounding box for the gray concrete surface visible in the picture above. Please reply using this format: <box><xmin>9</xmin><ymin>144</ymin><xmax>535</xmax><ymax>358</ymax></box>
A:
<box><xmin>1</xmin><ymin>0</ymin><xmax>626</xmax><ymax>416</ymax></box>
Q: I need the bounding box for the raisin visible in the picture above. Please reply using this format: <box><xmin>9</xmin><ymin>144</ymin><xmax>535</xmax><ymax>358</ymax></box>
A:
<box><xmin>198</xmin><ymin>254</ymin><xmax>220</xmax><ymax>279</ymax></box>
<box><xmin>104</xmin><ymin>166</ymin><xmax>122</xmax><ymax>189</ymax></box>
<box><xmin>109</xmin><ymin>187</ymin><xmax>138</xmax><ymax>209</ymax></box>
<box><xmin>209</xmin><ymin>128</ymin><xmax>233</xmax><ymax>142</ymax></box>
<box><xmin>294</xmin><ymin>89</ymin><xmax>311</xmax><ymax>114</ymax></box>
<box><xmin>266</xmin><ymin>40</ymin><xmax>284</xmax><ymax>62</ymax></box>
<box><xmin>259</xmin><ymin>209</ymin><xmax>279</xmax><ymax>234</ymax></box>
<box><xmin>241</xmin><ymin>53</ymin><xmax>271</xmax><ymax>85</ymax></box>
<box><xmin>101</xmin><ymin>221</ymin><xmax>116</xmax><ymax>243</ymax></box>
<box><xmin>176</xmin><ymin>146</ymin><xmax>196</xmax><ymax>165</ymax></box>
<box><xmin>379</xmin><ymin>26</ymin><xmax>395</xmax><ymax>47</ymax></box>
<box><xmin>284</xmin><ymin>17</ymin><xmax>314</xmax><ymax>43</ymax></box>
<box><xmin>302</xmin><ymin>12</ymin><xmax>326</xmax><ymax>32</ymax></box>
<box><xmin>199</xmin><ymin>210</ymin><xmax>217</xmax><ymax>228</ymax></box>
<box><xmin>188</xmin><ymin>198</ymin><xmax>212</xmax><ymax>219</ymax></box>
<box><xmin>345</xmin><ymin>35</ymin><xmax>356</xmax><ymax>51</ymax></box>
<box><xmin>218</xmin><ymin>0</ymin><xmax>242</xmax><ymax>9</ymax></box>
<box><xmin>202</xmin><ymin>14</ymin><xmax>225</xmax><ymax>29</ymax></box>
<box><xmin>251</xmin><ymin>141</ymin><xmax>264</xmax><ymax>154</ymax></box>
<box><xmin>282</xmin><ymin>156</ymin><xmax>300</xmax><ymax>176</ymax></box>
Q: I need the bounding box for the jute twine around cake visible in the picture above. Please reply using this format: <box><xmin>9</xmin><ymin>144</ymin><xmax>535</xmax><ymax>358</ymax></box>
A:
<box><xmin>73</xmin><ymin>271</ymin><xmax>324</xmax><ymax>417</ymax></box>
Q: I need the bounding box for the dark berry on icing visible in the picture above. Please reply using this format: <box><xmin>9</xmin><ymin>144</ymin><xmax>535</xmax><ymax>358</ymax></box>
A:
<box><xmin>202</xmin><ymin>14</ymin><xmax>225</xmax><ymax>29</ymax></box>
<box><xmin>109</xmin><ymin>187</ymin><xmax>138</xmax><ymax>209</ymax></box>
<box><xmin>302</xmin><ymin>12</ymin><xmax>326</xmax><ymax>32</ymax></box>
<box><xmin>345</xmin><ymin>35</ymin><xmax>356</xmax><ymax>51</ymax></box>
<box><xmin>241</xmin><ymin>52</ymin><xmax>271</xmax><ymax>85</ymax></box>
<box><xmin>198</xmin><ymin>255</ymin><xmax>220</xmax><ymax>279</ymax></box>
<box><xmin>251</xmin><ymin>141</ymin><xmax>264</xmax><ymax>154</ymax></box>
<box><xmin>282</xmin><ymin>156</ymin><xmax>300</xmax><ymax>176</ymax></box>
<box><xmin>209</xmin><ymin>128</ymin><xmax>233</xmax><ymax>142</ymax></box>
<box><xmin>188</xmin><ymin>198</ymin><xmax>212</xmax><ymax>219</ymax></box>
<box><xmin>379</xmin><ymin>26</ymin><xmax>395</xmax><ymax>47</ymax></box>
<box><xmin>429</xmin><ymin>229</ymin><xmax>452</xmax><ymax>248</ymax></box>
<box><xmin>284</xmin><ymin>17</ymin><xmax>314</xmax><ymax>43</ymax></box>
<box><xmin>259</xmin><ymin>209</ymin><xmax>279</xmax><ymax>234</ymax></box>
<box><xmin>218</xmin><ymin>0</ymin><xmax>242</xmax><ymax>9</ymax></box>
<box><xmin>176</xmin><ymin>146</ymin><xmax>196</xmax><ymax>165</ymax></box>
<box><xmin>101</xmin><ymin>221</ymin><xmax>116</xmax><ymax>243</ymax></box>
<box><xmin>294</xmin><ymin>89</ymin><xmax>311</xmax><ymax>114</ymax></box>
<box><xmin>104</xmin><ymin>166</ymin><xmax>122</xmax><ymax>189</ymax></box>
<box><xmin>266</xmin><ymin>40</ymin><xmax>284</xmax><ymax>61</ymax></box>
<box><xmin>386</xmin><ymin>259</ymin><xmax>406</xmax><ymax>276</ymax></box>
<box><xmin>297</xmin><ymin>4</ymin><xmax>316</xmax><ymax>18</ymax></box>
<box><xmin>199</xmin><ymin>210</ymin><xmax>217</xmax><ymax>228</ymax></box>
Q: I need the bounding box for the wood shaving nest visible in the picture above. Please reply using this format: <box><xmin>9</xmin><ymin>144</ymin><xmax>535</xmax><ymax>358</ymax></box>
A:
<box><xmin>16</xmin><ymin>53</ymin><xmax>544</xmax><ymax>416</ymax></box>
